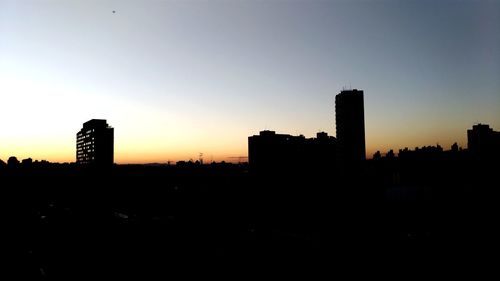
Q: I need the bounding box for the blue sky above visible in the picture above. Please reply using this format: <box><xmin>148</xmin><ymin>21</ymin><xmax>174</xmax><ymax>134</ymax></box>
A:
<box><xmin>1</xmin><ymin>0</ymin><xmax>499</xmax><ymax>162</ymax></box>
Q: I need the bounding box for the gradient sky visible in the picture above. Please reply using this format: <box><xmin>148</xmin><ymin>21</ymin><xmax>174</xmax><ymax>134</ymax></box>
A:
<box><xmin>1</xmin><ymin>0</ymin><xmax>499</xmax><ymax>163</ymax></box>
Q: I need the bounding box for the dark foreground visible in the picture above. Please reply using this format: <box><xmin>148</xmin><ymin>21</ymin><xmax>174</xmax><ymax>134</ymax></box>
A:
<box><xmin>2</xmin><ymin>160</ymin><xmax>498</xmax><ymax>279</ymax></box>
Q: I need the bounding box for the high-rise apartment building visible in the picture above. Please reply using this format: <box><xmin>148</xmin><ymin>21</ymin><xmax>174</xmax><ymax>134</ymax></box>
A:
<box><xmin>335</xmin><ymin>89</ymin><xmax>366</xmax><ymax>167</ymax></box>
<box><xmin>76</xmin><ymin>119</ymin><xmax>114</xmax><ymax>165</ymax></box>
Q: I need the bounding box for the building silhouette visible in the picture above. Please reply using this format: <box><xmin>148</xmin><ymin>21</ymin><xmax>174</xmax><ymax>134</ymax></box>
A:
<box><xmin>335</xmin><ymin>89</ymin><xmax>366</xmax><ymax>168</ymax></box>
<box><xmin>248</xmin><ymin>130</ymin><xmax>336</xmax><ymax>173</ymax></box>
<box><xmin>76</xmin><ymin>119</ymin><xmax>114</xmax><ymax>166</ymax></box>
<box><xmin>467</xmin><ymin>123</ymin><xmax>500</xmax><ymax>158</ymax></box>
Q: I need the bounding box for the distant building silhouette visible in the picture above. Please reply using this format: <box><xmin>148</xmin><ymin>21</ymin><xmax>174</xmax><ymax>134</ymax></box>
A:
<box><xmin>248</xmin><ymin>130</ymin><xmax>336</xmax><ymax>173</ymax></box>
<box><xmin>398</xmin><ymin>145</ymin><xmax>444</xmax><ymax>161</ymax></box>
<box><xmin>76</xmin><ymin>119</ymin><xmax>114</xmax><ymax>166</ymax></box>
<box><xmin>21</xmin><ymin>158</ymin><xmax>33</xmax><ymax>166</ymax></box>
<box><xmin>467</xmin><ymin>124</ymin><xmax>500</xmax><ymax>158</ymax></box>
<box><xmin>335</xmin><ymin>89</ymin><xmax>366</xmax><ymax>168</ymax></box>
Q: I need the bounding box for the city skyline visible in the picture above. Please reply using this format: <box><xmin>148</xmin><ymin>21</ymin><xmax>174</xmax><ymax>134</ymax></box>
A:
<box><xmin>1</xmin><ymin>0</ymin><xmax>499</xmax><ymax>164</ymax></box>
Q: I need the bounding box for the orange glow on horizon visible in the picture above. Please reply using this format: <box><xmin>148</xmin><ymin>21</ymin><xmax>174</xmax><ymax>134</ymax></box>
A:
<box><xmin>1</xmin><ymin>131</ymin><xmax>471</xmax><ymax>164</ymax></box>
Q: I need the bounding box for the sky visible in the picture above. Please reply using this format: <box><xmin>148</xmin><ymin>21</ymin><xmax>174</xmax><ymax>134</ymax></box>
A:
<box><xmin>1</xmin><ymin>0</ymin><xmax>499</xmax><ymax>163</ymax></box>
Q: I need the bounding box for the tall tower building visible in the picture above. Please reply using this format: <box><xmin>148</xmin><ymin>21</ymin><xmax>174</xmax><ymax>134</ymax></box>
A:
<box><xmin>76</xmin><ymin>119</ymin><xmax>114</xmax><ymax>166</ymax></box>
<box><xmin>335</xmin><ymin>89</ymin><xmax>366</xmax><ymax>168</ymax></box>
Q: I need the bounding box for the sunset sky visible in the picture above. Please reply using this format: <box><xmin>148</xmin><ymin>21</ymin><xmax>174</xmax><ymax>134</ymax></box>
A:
<box><xmin>1</xmin><ymin>0</ymin><xmax>499</xmax><ymax>164</ymax></box>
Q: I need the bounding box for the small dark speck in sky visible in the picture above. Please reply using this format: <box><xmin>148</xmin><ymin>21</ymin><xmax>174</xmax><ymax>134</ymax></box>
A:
<box><xmin>112</xmin><ymin>10</ymin><xmax>116</xmax><ymax>14</ymax></box>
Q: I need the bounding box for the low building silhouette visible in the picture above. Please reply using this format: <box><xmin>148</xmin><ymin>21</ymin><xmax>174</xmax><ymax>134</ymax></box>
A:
<box><xmin>248</xmin><ymin>130</ymin><xmax>336</xmax><ymax>174</ymax></box>
<box><xmin>76</xmin><ymin>119</ymin><xmax>114</xmax><ymax>166</ymax></box>
<box><xmin>467</xmin><ymin>124</ymin><xmax>500</xmax><ymax>158</ymax></box>
<box><xmin>21</xmin><ymin>158</ymin><xmax>33</xmax><ymax>167</ymax></box>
